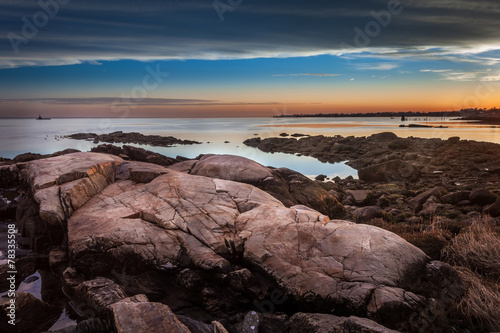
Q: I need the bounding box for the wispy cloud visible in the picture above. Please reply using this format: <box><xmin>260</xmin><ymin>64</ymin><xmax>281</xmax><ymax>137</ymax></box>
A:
<box><xmin>272</xmin><ymin>73</ymin><xmax>341</xmax><ymax>77</ymax></box>
<box><xmin>1</xmin><ymin>1</ymin><xmax>500</xmax><ymax>68</ymax></box>
<box><xmin>420</xmin><ymin>69</ymin><xmax>453</xmax><ymax>73</ymax></box>
<box><xmin>0</xmin><ymin>97</ymin><xmax>318</xmax><ymax>107</ymax></box>
<box><xmin>356</xmin><ymin>63</ymin><xmax>399</xmax><ymax>71</ymax></box>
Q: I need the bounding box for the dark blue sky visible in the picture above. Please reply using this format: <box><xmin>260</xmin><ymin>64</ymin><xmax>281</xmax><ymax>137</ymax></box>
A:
<box><xmin>1</xmin><ymin>0</ymin><xmax>499</xmax><ymax>116</ymax></box>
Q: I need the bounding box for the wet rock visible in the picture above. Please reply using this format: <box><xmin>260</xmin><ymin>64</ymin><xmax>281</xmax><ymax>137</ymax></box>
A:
<box><xmin>290</xmin><ymin>312</ymin><xmax>398</xmax><ymax>333</ymax></box>
<box><xmin>469</xmin><ymin>188</ymin><xmax>496</xmax><ymax>206</ymax></box>
<box><xmin>358</xmin><ymin>160</ymin><xmax>421</xmax><ymax>183</ymax></box>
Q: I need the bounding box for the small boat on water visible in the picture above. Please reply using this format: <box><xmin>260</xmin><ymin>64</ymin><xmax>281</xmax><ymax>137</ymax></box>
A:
<box><xmin>36</xmin><ymin>114</ymin><xmax>51</xmax><ymax>120</ymax></box>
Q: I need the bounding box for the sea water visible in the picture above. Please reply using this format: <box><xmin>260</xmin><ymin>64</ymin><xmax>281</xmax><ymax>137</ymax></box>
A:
<box><xmin>1</xmin><ymin>117</ymin><xmax>499</xmax><ymax>179</ymax></box>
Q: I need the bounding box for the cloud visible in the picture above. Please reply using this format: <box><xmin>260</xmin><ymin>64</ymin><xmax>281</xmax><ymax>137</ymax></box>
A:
<box><xmin>420</xmin><ymin>69</ymin><xmax>452</xmax><ymax>73</ymax></box>
<box><xmin>1</xmin><ymin>0</ymin><xmax>500</xmax><ymax>68</ymax></box>
<box><xmin>0</xmin><ymin>97</ymin><xmax>316</xmax><ymax>107</ymax></box>
<box><xmin>356</xmin><ymin>63</ymin><xmax>399</xmax><ymax>70</ymax></box>
<box><xmin>272</xmin><ymin>73</ymin><xmax>341</xmax><ymax>77</ymax></box>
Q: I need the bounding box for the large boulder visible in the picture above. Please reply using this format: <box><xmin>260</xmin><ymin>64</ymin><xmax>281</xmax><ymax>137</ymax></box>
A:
<box><xmin>191</xmin><ymin>154</ymin><xmax>274</xmax><ymax>183</ymax></box>
<box><xmin>469</xmin><ymin>188</ymin><xmax>496</xmax><ymax>206</ymax></box>
<box><xmin>67</xmin><ymin>164</ymin><xmax>429</xmax><ymax>316</ymax></box>
<box><xmin>25</xmin><ymin>152</ymin><xmax>123</xmax><ymax>245</ymax></box>
<box><xmin>189</xmin><ymin>154</ymin><xmax>345</xmax><ymax>219</ymax></box>
<box><xmin>358</xmin><ymin>160</ymin><xmax>421</xmax><ymax>183</ymax></box>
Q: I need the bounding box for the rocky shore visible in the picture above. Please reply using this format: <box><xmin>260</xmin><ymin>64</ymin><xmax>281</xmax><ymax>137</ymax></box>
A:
<box><xmin>0</xmin><ymin>133</ymin><xmax>499</xmax><ymax>332</ymax></box>
<box><xmin>66</xmin><ymin>131</ymin><xmax>202</xmax><ymax>147</ymax></box>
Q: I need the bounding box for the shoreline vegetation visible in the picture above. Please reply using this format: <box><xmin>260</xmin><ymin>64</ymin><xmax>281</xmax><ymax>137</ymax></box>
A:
<box><xmin>1</xmin><ymin>131</ymin><xmax>499</xmax><ymax>332</ymax></box>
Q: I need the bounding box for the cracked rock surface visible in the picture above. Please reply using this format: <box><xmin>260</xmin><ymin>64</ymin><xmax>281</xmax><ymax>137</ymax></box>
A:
<box><xmin>14</xmin><ymin>152</ymin><xmax>463</xmax><ymax>332</ymax></box>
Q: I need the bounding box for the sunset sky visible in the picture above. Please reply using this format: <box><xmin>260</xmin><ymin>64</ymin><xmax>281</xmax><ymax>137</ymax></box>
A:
<box><xmin>1</xmin><ymin>0</ymin><xmax>500</xmax><ymax>117</ymax></box>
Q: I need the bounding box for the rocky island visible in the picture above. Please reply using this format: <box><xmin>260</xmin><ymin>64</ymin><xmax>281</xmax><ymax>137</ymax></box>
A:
<box><xmin>0</xmin><ymin>132</ymin><xmax>499</xmax><ymax>333</ymax></box>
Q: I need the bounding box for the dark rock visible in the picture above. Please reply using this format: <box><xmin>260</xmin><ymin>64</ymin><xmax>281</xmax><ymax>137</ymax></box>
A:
<box><xmin>242</xmin><ymin>311</ymin><xmax>260</xmax><ymax>333</ymax></box>
<box><xmin>279</xmin><ymin>133</ymin><xmax>289</xmax><ymax>137</ymax></box>
<box><xmin>408</xmin><ymin>187</ymin><xmax>448</xmax><ymax>211</ymax></box>
<box><xmin>49</xmin><ymin>248</ymin><xmax>70</xmax><ymax>277</ymax></box>
<box><xmin>290</xmin><ymin>312</ymin><xmax>398</xmax><ymax>333</ymax></box>
<box><xmin>0</xmin><ymin>292</ymin><xmax>59</xmax><ymax>333</ymax></box>
<box><xmin>259</xmin><ymin>313</ymin><xmax>289</xmax><ymax>333</ymax></box>
<box><xmin>377</xmin><ymin>194</ymin><xmax>391</xmax><ymax>208</ymax></box>
<box><xmin>68</xmin><ymin>131</ymin><xmax>201</xmax><ymax>147</ymax></box>
<box><xmin>177</xmin><ymin>315</ymin><xmax>216</xmax><ymax>333</ymax></box>
<box><xmin>469</xmin><ymin>188</ymin><xmax>496</xmax><ymax>206</ymax></box>
<box><xmin>368</xmin><ymin>132</ymin><xmax>399</xmax><ymax>142</ymax></box>
<box><xmin>484</xmin><ymin>197</ymin><xmax>500</xmax><ymax>217</ymax></box>
<box><xmin>75</xmin><ymin>277</ymin><xmax>127</xmax><ymax>316</ymax></box>
<box><xmin>388</xmin><ymin>139</ymin><xmax>411</xmax><ymax>150</ymax></box>
<box><xmin>111</xmin><ymin>300</ymin><xmax>192</xmax><ymax>333</ymax></box>
<box><xmin>358</xmin><ymin>160</ymin><xmax>421</xmax><ymax>183</ymax></box>
<box><xmin>0</xmin><ymin>164</ymin><xmax>19</xmax><ymax>188</ymax></box>
<box><xmin>441</xmin><ymin>191</ymin><xmax>471</xmax><ymax>205</ymax></box>
<box><xmin>43</xmin><ymin>318</ymin><xmax>111</xmax><ymax>333</ymax></box>
<box><xmin>354</xmin><ymin>206</ymin><xmax>385</xmax><ymax>223</ymax></box>
<box><xmin>367</xmin><ymin>286</ymin><xmax>426</xmax><ymax>331</ymax></box>
<box><xmin>315</xmin><ymin>174</ymin><xmax>326</xmax><ymax>181</ymax></box>
<box><xmin>346</xmin><ymin>190</ymin><xmax>369</xmax><ymax>205</ymax></box>
<box><xmin>177</xmin><ymin>269</ymin><xmax>204</xmax><ymax>292</ymax></box>
<box><xmin>13</xmin><ymin>152</ymin><xmax>44</xmax><ymax>162</ymax></box>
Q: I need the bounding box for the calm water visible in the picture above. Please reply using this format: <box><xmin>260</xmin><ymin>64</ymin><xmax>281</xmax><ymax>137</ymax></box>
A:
<box><xmin>1</xmin><ymin>117</ymin><xmax>499</xmax><ymax>179</ymax></box>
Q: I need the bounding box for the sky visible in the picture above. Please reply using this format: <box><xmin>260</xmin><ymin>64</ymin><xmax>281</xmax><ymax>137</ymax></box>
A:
<box><xmin>1</xmin><ymin>0</ymin><xmax>500</xmax><ymax>117</ymax></box>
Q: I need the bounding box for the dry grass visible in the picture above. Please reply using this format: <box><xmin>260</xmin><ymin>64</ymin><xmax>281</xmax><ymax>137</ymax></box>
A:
<box><xmin>366</xmin><ymin>216</ymin><xmax>500</xmax><ymax>331</ymax></box>
<box><xmin>452</xmin><ymin>267</ymin><xmax>500</xmax><ymax>332</ymax></box>
<box><xmin>365</xmin><ymin>217</ymin><xmax>453</xmax><ymax>260</ymax></box>
<box><xmin>442</xmin><ymin>218</ymin><xmax>500</xmax><ymax>283</ymax></box>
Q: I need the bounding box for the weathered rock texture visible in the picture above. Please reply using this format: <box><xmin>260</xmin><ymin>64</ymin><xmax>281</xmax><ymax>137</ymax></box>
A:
<box><xmin>9</xmin><ymin>152</ymin><xmax>467</xmax><ymax>332</ymax></box>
